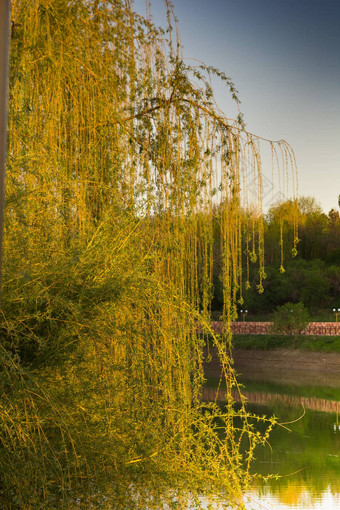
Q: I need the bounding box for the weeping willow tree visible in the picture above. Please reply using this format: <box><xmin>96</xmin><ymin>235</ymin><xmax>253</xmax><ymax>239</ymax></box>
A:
<box><xmin>0</xmin><ymin>1</ymin><xmax>297</xmax><ymax>508</ymax></box>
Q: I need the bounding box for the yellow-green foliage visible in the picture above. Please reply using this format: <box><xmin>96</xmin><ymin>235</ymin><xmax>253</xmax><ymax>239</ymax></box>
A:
<box><xmin>0</xmin><ymin>1</ymin><xmax>293</xmax><ymax>508</ymax></box>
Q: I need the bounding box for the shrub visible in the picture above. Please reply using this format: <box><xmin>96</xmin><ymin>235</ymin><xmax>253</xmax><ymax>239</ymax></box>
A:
<box><xmin>272</xmin><ymin>302</ymin><xmax>310</xmax><ymax>335</ymax></box>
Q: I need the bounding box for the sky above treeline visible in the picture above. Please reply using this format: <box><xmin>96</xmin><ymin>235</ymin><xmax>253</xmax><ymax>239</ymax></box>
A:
<box><xmin>134</xmin><ymin>0</ymin><xmax>340</xmax><ymax>214</ymax></box>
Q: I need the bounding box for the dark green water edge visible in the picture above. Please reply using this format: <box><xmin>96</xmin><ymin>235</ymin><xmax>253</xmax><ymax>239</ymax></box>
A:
<box><xmin>205</xmin><ymin>376</ymin><xmax>340</xmax><ymax>402</ymax></box>
<box><xmin>243</xmin><ymin>403</ymin><xmax>340</xmax><ymax>496</ymax></box>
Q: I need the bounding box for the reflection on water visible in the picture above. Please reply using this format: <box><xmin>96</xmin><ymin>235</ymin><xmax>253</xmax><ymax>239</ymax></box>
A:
<box><xmin>244</xmin><ymin>488</ymin><xmax>340</xmax><ymax>510</ymax></box>
<box><xmin>205</xmin><ymin>367</ymin><xmax>340</xmax><ymax>509</ymax></box>
<box><xmin>202</xmin><ymin>386</ymin><xmax>340</xmax><ymax>413</ymax></box>
<box><xmin>243</xmin><ymin>402</ymin><xmax>340</xmax><ymax>510</ymax></box>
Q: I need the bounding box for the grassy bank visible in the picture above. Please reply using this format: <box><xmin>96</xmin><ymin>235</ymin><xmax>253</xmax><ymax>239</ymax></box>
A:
<box><xmin>232</xmin><ymin>334</ymin><xmax>340</xmax><ymax>352</ymax></box>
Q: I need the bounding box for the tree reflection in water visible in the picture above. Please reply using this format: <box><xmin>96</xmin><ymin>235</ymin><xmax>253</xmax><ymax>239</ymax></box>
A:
<box><xmin>203</xmin><ymin>378</ymin><xmax>340</xmax><ymax>509</ymax></box>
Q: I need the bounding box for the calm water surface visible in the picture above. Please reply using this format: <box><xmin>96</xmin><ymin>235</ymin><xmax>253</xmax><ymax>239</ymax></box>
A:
<box><xmin>205</xmin><ymin>365</ymin><xmax>340</xmax><ymax>509</ymax></box>
<box><xmin>237</xmin><ymin>368</ymin><xmax>340</xmax><ymax>510</ymax></box>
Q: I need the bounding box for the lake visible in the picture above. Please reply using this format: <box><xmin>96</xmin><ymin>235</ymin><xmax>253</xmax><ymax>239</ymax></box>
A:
<box><xmin>204</xmin><ymin>354</ymin><xmax>340</xmax><ymax>510</ymax></box>
<box><xmin>240</xmin><ymin>362</ymin><xmax>340</xmax><ymax>510</ymax></box>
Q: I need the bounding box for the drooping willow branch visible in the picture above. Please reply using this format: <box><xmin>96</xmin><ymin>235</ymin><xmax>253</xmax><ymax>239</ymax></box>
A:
<box><xmin>0</xmin><ymin>1</ymin><xmax>298</xmax><ymax>508</ymax></box>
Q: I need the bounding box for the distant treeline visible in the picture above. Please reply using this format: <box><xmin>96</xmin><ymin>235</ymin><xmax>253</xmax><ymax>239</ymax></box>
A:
<box><xmin>212</xmin><ymin>196</ymin><xmax>340</xmax><ymax>314</ymax></box>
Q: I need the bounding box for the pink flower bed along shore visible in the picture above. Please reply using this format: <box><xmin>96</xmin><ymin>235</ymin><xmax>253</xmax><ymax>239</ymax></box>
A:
<box><xmin>210</xmin><ymin>321</ymin><xmax>340</xmax><ymax>336</ymax></box>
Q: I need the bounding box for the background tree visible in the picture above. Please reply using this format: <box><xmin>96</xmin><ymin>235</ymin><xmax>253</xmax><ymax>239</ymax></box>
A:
<box><xmin>272</xmin><ymin>302</ymin><xmax>310</xmax><ymax>335</ymax></box>
<box><xmin>238</xmin><ymin>196</ymin><xmax>340</xmax><ymax>316</ymax></box>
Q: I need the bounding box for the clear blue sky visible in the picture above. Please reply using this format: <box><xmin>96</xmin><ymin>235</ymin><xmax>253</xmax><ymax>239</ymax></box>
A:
<box><xmin>135</xmin><ymin>0</ymin><xmax>340</xmax><ymax>214</ymax></box>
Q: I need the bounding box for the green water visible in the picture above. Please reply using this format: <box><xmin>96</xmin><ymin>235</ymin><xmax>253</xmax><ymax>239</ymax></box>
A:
<box><xmin>236</xmin><ymin>371</ymin><xmax>340</xmax><ymax>510</ymax></box>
